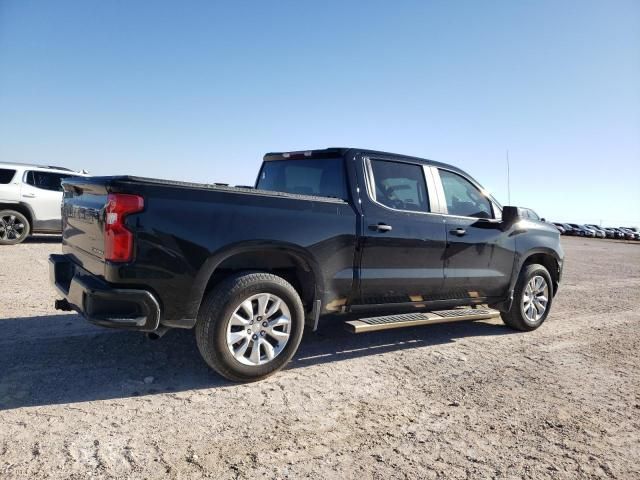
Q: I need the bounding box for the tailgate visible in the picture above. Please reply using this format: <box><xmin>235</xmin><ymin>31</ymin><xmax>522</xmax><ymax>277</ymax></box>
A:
<box><xmin>61</xmin><ymin>178</ymin><xmax>109</xmax><ymax>275</ymax></box>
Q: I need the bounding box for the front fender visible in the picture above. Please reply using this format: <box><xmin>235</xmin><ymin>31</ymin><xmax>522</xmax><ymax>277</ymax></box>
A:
<box><xmin>512</xmin><ymin>225</ymin><xmax>563</xmax><ymax>290</ymax></box>
<box><xmin>492</xmin><ymin>222</ymin><xmax>563</xmax><ymax>312</ymax></box>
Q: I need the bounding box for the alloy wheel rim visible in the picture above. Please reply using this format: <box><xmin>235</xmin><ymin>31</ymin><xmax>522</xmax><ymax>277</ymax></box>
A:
<box><xmin>226</xmin><ymin>293</ymin><xmax>291</xmax><ymax>366</ymax></box>
<box><xmin>522</xmin><ymin>275</ymin><xmax>549</xmax><ymax>323</ymax></box>
<box><xmin>0</xmin><ymin>215</ymin><xmax>26</xmax><ymax>241</ymax></box>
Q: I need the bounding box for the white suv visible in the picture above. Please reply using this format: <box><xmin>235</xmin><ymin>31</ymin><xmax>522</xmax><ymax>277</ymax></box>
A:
<box><xmin>0</xmin><ymin>162</ymin><xmax>88</xmax><ymax>245</ymax></box>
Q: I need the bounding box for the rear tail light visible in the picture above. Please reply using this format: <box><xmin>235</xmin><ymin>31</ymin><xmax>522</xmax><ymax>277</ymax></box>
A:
<box><xmin>104</xmin><ymin>193</ymin><xmax>144</xmax><ymax>262</ymax></box>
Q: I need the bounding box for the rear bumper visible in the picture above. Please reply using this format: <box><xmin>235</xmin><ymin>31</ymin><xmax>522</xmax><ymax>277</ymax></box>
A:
<box><xmin>49</xmin><ymin>254</ymin><xmax>161</xmax><ymax>331</ymax></box>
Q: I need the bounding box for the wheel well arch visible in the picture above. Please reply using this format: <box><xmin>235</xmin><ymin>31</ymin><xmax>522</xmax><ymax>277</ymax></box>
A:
<box><xmin>521</xmin><ymin>252</ymin><xmax>560</xmax><ymax>293</ymax></box>
<box><xmin>200</xmin><ymin>247</ymin><xmax>321</xmax><ymax>314</ymax></box>
<box><xmin>0</xmin><ymin>203</ymin><xmax>33</xmax><ymax>227</ymax></box>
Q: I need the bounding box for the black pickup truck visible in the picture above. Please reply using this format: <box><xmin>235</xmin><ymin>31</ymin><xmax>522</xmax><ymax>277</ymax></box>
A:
<box><xmin>50</xmin><ymin>148</ymin><xmax>563</xmax><ymax>381</ymax></box>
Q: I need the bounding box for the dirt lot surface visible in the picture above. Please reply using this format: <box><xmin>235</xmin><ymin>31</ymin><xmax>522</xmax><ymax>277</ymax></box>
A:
<box><xmin>1</xmin><ymin>236</ymin><xmax>639</xmax><ymax>479</ymax></box>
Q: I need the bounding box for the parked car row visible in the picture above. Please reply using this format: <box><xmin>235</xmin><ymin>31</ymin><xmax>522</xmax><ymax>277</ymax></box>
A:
<box><xmin>552</xmin><ymin>222</ymin><xmax>639</xmax><ymax>240</ymax></box>
<box><xmin>515</xmin><ymin>210</ymin><xmax>639</xmax><ymax>241</ymax></box>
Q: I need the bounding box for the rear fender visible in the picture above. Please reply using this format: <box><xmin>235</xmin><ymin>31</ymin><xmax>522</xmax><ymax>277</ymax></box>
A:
<box><xmin>187</xmin><ymin>241</ymin><xmax>325</xmax><ymax>320</ymax></box>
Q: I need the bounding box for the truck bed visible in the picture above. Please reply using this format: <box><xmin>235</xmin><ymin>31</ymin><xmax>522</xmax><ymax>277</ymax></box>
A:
<box><xmin>59</xmin><ymin>174</ymin><xmax>358</xmax><ymax>323</ymax></box>
<box><xmin>69</xmin><ymin>175</ymin><xmax>348</xmax><ymax>204</ymax></box>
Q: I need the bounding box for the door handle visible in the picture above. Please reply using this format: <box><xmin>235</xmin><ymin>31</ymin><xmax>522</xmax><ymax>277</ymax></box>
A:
<box><xmin>22</xmin><ymin>193</ymin><xmax>36</xmax><ymax>198</ymax></box>
<box><xmin>370</xmin><ymin>223</ymin><xmax>393</xmax><ymax>232</ymax></box>
<box><xmin>450</xmin><ymin>228</ymin><xmax>466</xmax><ymax>236</ymax></box>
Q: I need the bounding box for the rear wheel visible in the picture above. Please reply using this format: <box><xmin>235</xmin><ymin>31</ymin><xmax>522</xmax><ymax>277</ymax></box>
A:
<box><xmin>195</xmin><ymin>272</ymin><xmax>305</xmax><ymax>382</ymax></box>
<box><xmin>0</xmin><ymin>210</ymin><xmax>30</xmax><ymax>245</ymax></box>
<box><xmin>501</xmin><ymin>263</ymin><xmax>553</xmax><ymax>331</ymax></box>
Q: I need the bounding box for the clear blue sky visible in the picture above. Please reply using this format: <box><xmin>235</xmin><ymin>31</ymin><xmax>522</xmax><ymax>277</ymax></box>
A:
<box><xmin>1</xmin><ymin>0</ymin><xmax>638</xmax><ymax>226</ymax></box>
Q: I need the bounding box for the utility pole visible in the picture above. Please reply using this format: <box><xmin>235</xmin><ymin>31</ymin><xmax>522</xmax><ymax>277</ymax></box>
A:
<box><xmin>506</xmin><ymin>150</ymin><xmax>511</xmax><ymax>205</ymax></box>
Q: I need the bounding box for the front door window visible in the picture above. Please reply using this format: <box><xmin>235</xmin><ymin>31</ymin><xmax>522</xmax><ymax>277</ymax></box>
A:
<box><xmin>439</xmin><ymin>170</ymin><xmax>492</xmax><ymax>219</ymax></box>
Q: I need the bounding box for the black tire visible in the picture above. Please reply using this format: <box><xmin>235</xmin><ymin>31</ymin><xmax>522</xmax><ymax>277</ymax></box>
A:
<box><xmin>501</xmin><ymin>263</ymin><xmax>553</xmax><ymax>332</ymax></box>
<box><xmin>195</xmin><ymin>272</ymin><xmax>305</xmax><ymax>382</ymax></box>
<box><xmin>0</xmin><ymin>210</ymin><xmax>30</xmax><ymax>245</ymax></box>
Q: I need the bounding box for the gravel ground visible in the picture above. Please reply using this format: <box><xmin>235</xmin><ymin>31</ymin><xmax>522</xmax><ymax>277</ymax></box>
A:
<box><xmin>1</xmin><ymin>236</ymin><xmax>639</xmax><ymax>479</ymax></box>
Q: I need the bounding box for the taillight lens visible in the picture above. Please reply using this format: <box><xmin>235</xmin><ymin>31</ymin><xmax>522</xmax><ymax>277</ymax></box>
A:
<box><xmin>104</xmin><ymin>193</ymin><xmax>144</xmax><ymax>262</ymax></box>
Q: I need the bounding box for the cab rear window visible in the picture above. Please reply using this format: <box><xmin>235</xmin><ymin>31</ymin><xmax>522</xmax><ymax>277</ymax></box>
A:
<box><xmin>0</xmin><ymin>168</ymin><xmax>16</xmax><ymax>184</ymax></box>
<box><xmin>257</xmin><ymin>159</ymin><xmax>347</xmax><ymax>200</ymax></box>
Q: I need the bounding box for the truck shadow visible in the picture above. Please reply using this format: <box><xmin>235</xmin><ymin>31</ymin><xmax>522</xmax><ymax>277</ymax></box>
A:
<box><xmin>0</xmin><ymin>313</ymin><xmax>516</xmax><ymax>410</ymax></box>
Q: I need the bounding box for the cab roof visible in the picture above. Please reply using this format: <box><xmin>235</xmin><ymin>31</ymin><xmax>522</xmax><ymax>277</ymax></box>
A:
<box><xmin>263</xmin><ymin>147</ymin><xmax>470</xmax><ymax>177</ymax></box>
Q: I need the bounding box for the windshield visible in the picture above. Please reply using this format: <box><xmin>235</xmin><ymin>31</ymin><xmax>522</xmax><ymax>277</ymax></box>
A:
<box><xmin>256</xmin><ymin>158</ymin><xmax>348</xmax><ymax>199</ymax></box>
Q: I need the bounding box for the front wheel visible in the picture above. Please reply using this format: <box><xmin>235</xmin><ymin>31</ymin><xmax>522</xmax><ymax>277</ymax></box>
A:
<box><xmin>195</xmin><ymin>272</ymin><xmax>305</xmax><ymax>382</ymax></box>
<box><xmin>0</xmin><ymin>210</ymin><xmax>30</xmax><ymax>245</ymax></box>
<box><xmin>501</xmin><ymin>263</ymin><xmax>553</xmax><ymax>331</ymax></box>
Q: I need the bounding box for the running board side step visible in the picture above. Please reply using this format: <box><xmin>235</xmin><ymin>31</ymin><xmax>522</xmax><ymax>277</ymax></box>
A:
<box><xmin>344</xmin><ymin>308</ymin><xmax>501</xmax><ymax>333</ymax></box>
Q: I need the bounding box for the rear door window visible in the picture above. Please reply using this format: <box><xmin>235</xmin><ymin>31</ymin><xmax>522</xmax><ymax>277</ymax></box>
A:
<box><xmin>0</xmin><ymin>168</ymin><xmax>16</xmax><ymax>184</ymax></box>
<box><xmin>369</xmin><ymin>159</ymin><xmax>430</xmax><ymax>212</ymax></box>
<box><xmin>257</xmin><ymin>158</ymin><xmax>347</xmax><ymax>199</ymax></box>
<box><xmin>25</xmin><ymin>171</ymin><xmax>68</xmax><ymax>192</ymax></box>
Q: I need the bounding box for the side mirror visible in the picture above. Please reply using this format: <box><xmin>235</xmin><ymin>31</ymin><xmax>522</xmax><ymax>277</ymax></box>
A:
<box><xmin>502</xmin><ymin>206</ymin><xmax>521</xmax><ymax>225</ymax></box>
<box><xmin>541</xmin><ymin>217</ymin><xmax>546</xmax><ymax>222</ymax></box>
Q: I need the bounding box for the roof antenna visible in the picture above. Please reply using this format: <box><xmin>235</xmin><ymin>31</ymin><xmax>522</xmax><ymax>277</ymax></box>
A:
<box><xmin>506</xmin><ymin>149</ymin><xmax>511</xmax><ymax>205</ymax></box>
